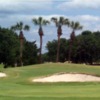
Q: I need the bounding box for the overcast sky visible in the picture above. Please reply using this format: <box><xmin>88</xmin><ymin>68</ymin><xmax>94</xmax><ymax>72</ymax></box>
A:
<box><xmin>0</xmin><ymin>0</ymin><xmax>100</xmax><ymax>53</ymax></box>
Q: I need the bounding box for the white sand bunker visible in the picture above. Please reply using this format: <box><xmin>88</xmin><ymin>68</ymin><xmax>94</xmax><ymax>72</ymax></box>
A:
<box><xmin>32</xmin><ymin>73</ymin><xmax>100</xmax><ymax>82</ymax></box>
<box><xmin>0</xmin><ymin>72</ymin><xmax>6</xmax><ymax>77</ymax></box>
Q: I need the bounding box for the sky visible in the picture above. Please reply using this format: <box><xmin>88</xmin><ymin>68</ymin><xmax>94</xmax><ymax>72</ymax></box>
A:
<box><xmin>0</xmin><ymin>0</ymin><xmax>100</xmax><ymax>53</ymax></box>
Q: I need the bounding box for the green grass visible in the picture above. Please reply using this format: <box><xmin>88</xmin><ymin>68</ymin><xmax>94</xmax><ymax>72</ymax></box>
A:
<box><xmin>0</xmin><ymin>64</ymin><xmax>4</xmax><ymax>72</ymax></box>
<box><xmin>0</xmin><ymin>63</ymin><xmax>100</xmax><ymax>100</ymax></box>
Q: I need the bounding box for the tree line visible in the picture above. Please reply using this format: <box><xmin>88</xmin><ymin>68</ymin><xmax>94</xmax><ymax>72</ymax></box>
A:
<box><xmin>44</xmin><ymin>31</ymin><xmax>100</xmax><ymax>64</ymax></box>
<box><xmin>0</xmin><ymin>16</ymin><xmax>100</xmax><ymax>67</ymax></box>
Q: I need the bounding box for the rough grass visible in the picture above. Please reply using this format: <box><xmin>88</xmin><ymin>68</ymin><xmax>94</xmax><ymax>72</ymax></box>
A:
<box><xmin>0</xmin><ymin>63</ymin><xmax>100</xmax><ymax>100</ymax></box>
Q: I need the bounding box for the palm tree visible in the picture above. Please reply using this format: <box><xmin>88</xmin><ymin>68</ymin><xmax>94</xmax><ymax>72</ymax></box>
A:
<box><xmin>51</xmin><ymin>17</ymin><xmax>69</xmax><ymax>62</ymax></box>
<box><xmin>11</xmin><ymin>22</ymin><xmax>30</xmax><ymax>66</ymax></box>
<box><xmin>68</xmin><ymin>21</ymin><xmax>83</xmax><ymax>63</ymax></box>
<box><xmin>32</xmin><ymin>17</ymin><xmax>50</xmax><ymax>63</ymax></box>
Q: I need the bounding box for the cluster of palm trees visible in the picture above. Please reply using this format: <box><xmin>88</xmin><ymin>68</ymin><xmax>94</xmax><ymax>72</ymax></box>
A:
<box><xmin>11</xmin><ymin>16</ymin><xmax>82</xmax><ymax>66</ymax></box>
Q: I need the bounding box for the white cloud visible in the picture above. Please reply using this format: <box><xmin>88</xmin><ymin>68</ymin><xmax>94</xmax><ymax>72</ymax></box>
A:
<box><xmin>68</xmin><ymin>15</ymin><xmax>100</xmax><ymax>24</ymax></box>
<box><xmin>0</xmin><ymin>0</ymin><xmax>53</xmax><ymax>12</ymax></box>
<box><xmin>58</xmin><ymin>0</ymin><xmax>100</xmax><ymax>9</ymax></box>
<box><xmin>1</xmin><ymin>14</ymin><xmax>100</xmax><ymax>32</ymax></box>
<box><xmin>75</xmin><ymin>15</ymin><xmax>100</xmax><ymax>21</ymax></box>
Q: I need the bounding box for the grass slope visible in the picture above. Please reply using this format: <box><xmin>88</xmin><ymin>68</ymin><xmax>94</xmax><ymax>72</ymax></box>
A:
<box><xmin>0</xmin><ymin>63</ymin><xmax>100</xmax><ymax>100</ymax></box>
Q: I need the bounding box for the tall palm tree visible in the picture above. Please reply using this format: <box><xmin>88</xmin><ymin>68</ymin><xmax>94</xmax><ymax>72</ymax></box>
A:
<box><xmin>68</xmin><ymin>21</ymin><xmax>83</xmax><ymax>63</ymax></box>
<box><xmin>51</xmin><ymin>17</ymin><xmax>69</xmax><ymax>62</ymax></box>
<box><xmin>11</xmin><ymin>22</ymin><xmax>30</xmax><ymax>66</ymax></box>
<box><xmin>32</xmin><ymin>17</ymin><xmax>50</xmax><ymax>63</ymax></box>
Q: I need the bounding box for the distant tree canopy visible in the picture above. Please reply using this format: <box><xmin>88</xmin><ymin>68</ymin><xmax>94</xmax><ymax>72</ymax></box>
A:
<box><xmin>23</xmin><ymin>41</ymin><xmax>38</xmax><ymax>65</ymax></box>
<box><xmin>0</xmin><ymin>25</ymin><xmax>100</xmax><ymax>67</ymax></box>
<box><xmin>45</xmin><ymin>30</ymin><xmax>100</xmax><ymax>64</ymax></box>
<box><xmin>0</xmin><ymin>27</ymin><xmax>38</xmax><ymax>68</ymax></box>
<box><xmin>45</xmin><ymin>38</ymin><xmax>68</xmax><ymax>62</ymax></box>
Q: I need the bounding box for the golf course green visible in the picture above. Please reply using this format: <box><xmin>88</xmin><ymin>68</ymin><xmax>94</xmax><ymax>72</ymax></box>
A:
<box><xmin>0</xmin><ymin>63</ymin><xmax>100</xmax><ymax>100</ymax></box>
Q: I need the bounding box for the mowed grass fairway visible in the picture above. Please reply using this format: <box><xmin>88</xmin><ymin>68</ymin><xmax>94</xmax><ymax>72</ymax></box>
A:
<box><xmin>0</xmin><ymin>63</ymin><xmax>100</xmax><ymax>100</ymax></box>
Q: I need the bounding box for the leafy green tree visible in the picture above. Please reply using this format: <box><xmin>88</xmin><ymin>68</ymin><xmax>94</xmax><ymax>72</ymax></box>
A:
<box><xmin>32</xmin><ymin>17</ymin><xmax>50</xmax><ymax>63</ymax></box>
<box><xmin>59</xmin><ymin>38</ymin><xmax>69</xmax><ymax>62</ymax></box>
<box><xmin>46</xmin><ymin>38</ymin><xmax>68</xmax><ymax>62</ymax></box>
<box><xmin>92</xmin><ymin>31</ymin><xmax>100</xmax><ymax>63</ymax></box>
<box><xmin>42</xmin><ymin>52</ymin><xmax>49</xmax><ymax>63</ymax></box>
<box><xmin>46</xmin><ymin>40</ymin><xmax>57</xmax><ymax>62</ymax></box>
<box><xmin>45</xmin><ymin>30</ymin><xmax>100</xmax><ymax>64</ymax></box>
<box><xmin>51</xmin><ymin>17</ymin><xmax>69</xmax><ymax>62</ymax></box>
<box><xmin>45</xmin><ymin>28</ymin><xmax>100</xmax><ymax>64</ymax></box>
<box><xmin>0</xmin><ymin>27</ymin><xmax>19</xmax><ymax>67</ymax></box>
<box><xmin>0</xmin><ymin>27</ymin><xmax>38</xmax><ymax>67</ymax></box>
<box><xmin>68</xmin><ymin>21</ymin><xmax>82</xmax><ymax>62</ymax></box>
<box><xmin>23</xmin><ymin>41</ymin><xmax>38</xmax><ymax>65</ymax></box>
<box><xmin>72</xmin><ymin>30</ymin><xmax>100</xmax><ymax>64</ymax></box>
<box><xmin>11</xmin><ymin>22</ymin><xmax>30</xmax><ymax>66</ymax></box>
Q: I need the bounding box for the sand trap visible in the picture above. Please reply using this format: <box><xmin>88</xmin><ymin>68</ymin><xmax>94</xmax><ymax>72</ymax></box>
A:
<box><xmin>0</xmin><ymin>72</ymin><xmax>6</xmax><ymax>77</ymax></box>
<box><xmin>32</xmin><ymin>73</ymin><xmax>100</xmax><ymax>82</ymax></box>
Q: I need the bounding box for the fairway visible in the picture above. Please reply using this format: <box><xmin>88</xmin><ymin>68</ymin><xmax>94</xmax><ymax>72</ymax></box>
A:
<box><xmin>0</xmin><ymin>63</ymin><xmax>100</xmax><ymax>100</ymax></box>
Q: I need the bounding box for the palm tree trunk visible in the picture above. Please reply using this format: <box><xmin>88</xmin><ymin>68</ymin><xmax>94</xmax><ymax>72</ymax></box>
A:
<box><xmin>20</xmin><ymin>39</ymin><xmax>23</xmax><ymax>66</ymax></box>
<box><xmin>56</xmin><ymin>35</ymin><xmax>60</xmax><ymax>62</ymax></box>
<box><xmin>68</xmin><ymin>40</ymin><xmax>72</xmax><ymax>63</ymax></box>
<box><xmin>39</xmin><ymin>35</ymin><xmax>42</xmax><ymax>63</ymax></box>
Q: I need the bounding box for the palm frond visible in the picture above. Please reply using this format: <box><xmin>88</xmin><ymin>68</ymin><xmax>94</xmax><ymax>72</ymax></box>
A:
<box><xmin>63</xmin><ymin>18</ymin><xmax>70</xmax><ymax>26</ymax></box>
<box><xmin>32</xmin><ymin>19</ymin><xmax>39</xmax><ymax>25</ymax></box>
<box><xmin>51</xmin><ymin>17</ymin><xmax>58</xmax><ymax>27</ymax></box>
<box><xmin>11</xmin><ymin>22</ymin><xmax>30</xmax><ymax>32</ymax></box>
<box><xmin>24</xmin><ymin>25</ymin><xmax>30</xmax><ymax>31</ymax></box>
<box><xmin>39</xmin><ymin>17</ymin><xmax>43</xmax><ymax>24</ymax></box>
<box><xmin>70</xmin><ymin>21</ymin><xmax>74</xmax><ymax>28</ymax></box>
<box><xmin>69</xmin><ymin>21</ymin><xmax>83</xmax><ymax>31</ymax></box>
<box><xmin>19</xmin><ymin>22</ymin><xmax>23</xmax><ymax>26</ymax></box>
<box><xmin>16</xmin><ymin>22</ymin><xmax>23</xmax><ymax>31</ymax></box>
<box><xmin>51</xmin><ymin>17</ymin><xmax>57</xmax><ymax>21</ymax></box>
<box><xmin>74</xmin><ymin>22</ymin><xmax>83</xmax><ymax>30</ymax></box>
<box><xmin>32</xmin><ymin>17</ymin><xmax>49</xmax><ymax>26</ymax></box>
<box><xmin>42</xmin><ymin>20</ymin><xmax>50</xmax><ymax>25</ymax></box>
<box><xmin>59</xmin><ymin>16</ymin><xmax>64</xmax><ymax>24</ymax></box>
